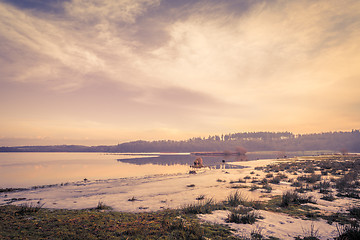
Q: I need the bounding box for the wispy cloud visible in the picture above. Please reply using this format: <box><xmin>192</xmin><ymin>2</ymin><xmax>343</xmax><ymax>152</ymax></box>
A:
<box><xmin>1</xmin><ymin>0</ymin><xmax>360</xmax><ymax>145</ymax></box>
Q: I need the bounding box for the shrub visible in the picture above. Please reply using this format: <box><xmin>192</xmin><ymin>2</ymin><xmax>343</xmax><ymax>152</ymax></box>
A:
<box><xmin>304</xmin><ymin>167</ymin><xmax>315</xmax><ymax>174</ymax></box>
<box><xmin>349</xmin><ymin>206</ymin><xmax>360</xmax><ymax>220</ymax></box>
<box><xmin>249</xmin><ymin>185</ymin><xmax>259</xmax><ymax>191</ymax></box>
<box><xmin>269</xmin><ymin>176</ymin><xmax>281</xmax><ymax>184</ymax></box>
<box><xmin>292</xmin><ymin>181</ymin><xmax>303</xmax><ymax>187</ymax></box>
<box><xmin>298</xmin><ymin>174</ymin><xmax>321</xmax><ymax>184</ymax></box>
<box><xmin>182</xmin><ymin>198</ymin><xmax>223</xmax><ymax>214</ymax></box>
<box><xmin>96</xmin><ymin>201</ymin><xmax>112</xmax><ymax>210</ymax></box>
<box><xmin>335</xmin><ymin>223</ymin><xmax>360</xmax><ymax>240</ymax></box>
<box><xmin>128</xmin><ymin>196</ymin><xmax>138</xmax><ymax>201</ymax></box>
<box><xmin>226</xmin><ymin>210</ymin><xmax>259</xmax><ymax>224</ymax></box>
<box><xmin>314</xmin><ymin>180</ymin><xmax>331</xmax><ymax>190</ymax></box>
<box><xmin>16</xmin><ymin>202</ymin><xmax>45</xmax><ymax>215</ymax></box>
<box><xmin>276</xmin><ymin>173</ymin><xmax>288</xmax><ymax>179</ymax></box>
<box><xmin>321</xmin><ymin>193</ymin><xmax>336</xmax><ymax>202</ymax></box>
<box><xmin>280</xmin><ymin>191</ymin><xmax>315</xmax><ymax>207</ymax></box>
<box><xmin>265</xmin><ymin>173</ymin><xmax>274</xmax><ymax>178</ymax></box>
<box><xmin>295</xmin><ymin>222</ymin><xmax>320</xmax><ymax>240</ymax></box>
<box><xmin>226</xmin><ymin>191</ymin><xmax>247</xmax><ymax>207</ymax></box>
<box><xmin>261</xmin><ymin>178</ymin><xmax>268</xmax><ymax>184</ymax></box>
<box><xmin>196</xmin><ymin>195</ymin><xmax>205</xmax><ymax>201</ymax></box>
<box><xmin>248</xmin><ymin>200</ymin><xmax>263</xmax><ymax>210</ymax></box>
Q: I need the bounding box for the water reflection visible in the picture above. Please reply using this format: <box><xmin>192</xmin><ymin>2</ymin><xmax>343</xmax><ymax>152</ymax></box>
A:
<box><xmin>0</xmin><ymin>151</ymin><xmax>309</xmax><ymax>188</ymax></box>
<box><xmin>116</xmin><ymin>152</ymin><xmax>292</xmax><ymax>166</ymax></box>
<box><xmin>0</xmin><ymin>153</ymin><xmax>189</xmax><ymax>188</ymax></box>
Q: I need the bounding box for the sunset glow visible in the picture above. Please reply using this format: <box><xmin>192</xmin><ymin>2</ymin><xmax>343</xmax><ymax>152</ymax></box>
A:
<box><xmin>1</xmin><ymin>0</ymin><xmax>360</xmax><ymax>146</ymax></box>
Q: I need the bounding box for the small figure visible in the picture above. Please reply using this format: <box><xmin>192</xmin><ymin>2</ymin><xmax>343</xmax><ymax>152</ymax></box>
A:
<box><xmin>193</xmin><ymin>157</ymin><xmax>204</xmax><ymax>168</ymax></box>
<box><xmin>221</xmin><ymin>159</ymin><xmax>226</xmax><ymax>169</ymax></box>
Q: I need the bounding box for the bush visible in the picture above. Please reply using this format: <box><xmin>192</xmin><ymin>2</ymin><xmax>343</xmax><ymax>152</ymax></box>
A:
<box><xmin>335</xmin><ymin>223</ymin><xmax>360</xmax><ymax>240</ymax></box>
<box><xmin>349</xmin><ymin>206</ymin><xmax>360</xmax><ymax>220</ymax></box>
<box><xmin>262</xmin><ymin>183</ymin><xmax>272</xmax><ymax>193</ymax></box>
<box><xmin>269</xmin><ymin>176</ymin><xmax>281</xmax><ymax>184</ymax></box>
<box><xmin>249</xmin><ymin>185</ymin><xmax>259</xmax><ymax>191</ymax></box>
<box><xmin>321</xmin><ymin>193</ymin><xmax>336</xmax><ymax>202</ymax></box>
<box><xmin>292</xmin><ymin>181</ymin><xmax>303</xmax><ymax>187</ymax></box>
<box><xmin>226</xmin><ymin>210</ymin><xmax>259</xmax><ymax>224</ymax></box>
<box><xmin>314</xmin><ymin>180</ymin><xmax>330</xmax><ymax>189</ymax></box>
<box><xmin>96</xmin><ymin>201</ymin><xmax>112</xmax><ymax>210</ymax></box>
<box><xmin>226</xmin><ymin>191</ymin><xmax>247</xmax><ymax>207</ymax></box>
<box><xmin>16</xmin><ymin>202</ymin><xmax>45</xmax><ymax>215</ymax></box>
<box><xmin>182</xmin><ymin>198</ymin><xmax>223</xmax><ymax>214</ymax></box>
<box><xmin>280</xmin><ymin>191</ymin><xmax>315</xmax><ymax>207</ymax></box>
<box><xmin>297</xmin><ymin>174</ymin><xmax>321</xmax><ymax>184</ymax></box>
<box><xmin>265</xmin><ymin>173</ymin><xmax>274</xmax><ymax>178</ymax></box>
<box><xmin>276</xmin><ymin>173</ymin><xmax>288</xmax><ymax>179</ymax></box>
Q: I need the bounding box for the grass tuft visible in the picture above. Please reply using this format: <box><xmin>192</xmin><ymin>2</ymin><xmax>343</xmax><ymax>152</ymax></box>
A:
<box><xmin>226</xmin><ymin>191</ymin><xmax>247</xmax><ymax>207</ymax></box>
<box><xmin>182</xmin><ymin>198</ymin><xmax>224</xmax><ymax>214</ymax></box>
<box><xmin>95</xmin><ymin>201</ymin><xmax>112</xmax><ymax>210</ymax></box>
<box><xmin>16</xmin><ymin>202</ymin><xmax>45</xmax><ymax>215</ymax></box>
<box><xmin>280</xmin><ymin>191</ymin><xmax>315</xmax><ymax>207</ymax></box>
<box><xmin>226</xmin><ymin>210</ymin><xmax>260</xmax><ymax>224</ymax></box>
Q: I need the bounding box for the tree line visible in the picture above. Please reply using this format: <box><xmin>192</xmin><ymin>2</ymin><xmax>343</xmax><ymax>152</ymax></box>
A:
<box><xmin>1</xmin><ymin>130</ymin><xmax>359</xmax><ymax>153</ymax></box>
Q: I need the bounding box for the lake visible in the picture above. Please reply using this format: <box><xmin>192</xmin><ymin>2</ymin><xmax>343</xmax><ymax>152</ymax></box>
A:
<box><xmin>0</xmin><ymin>151</ymin><xmax>322</xmax><ymax>188</ymax></box>
<box><xmin>0</xmin><ymin>152</ymin><xmax>191</xmax><ymax>188</ymax></box>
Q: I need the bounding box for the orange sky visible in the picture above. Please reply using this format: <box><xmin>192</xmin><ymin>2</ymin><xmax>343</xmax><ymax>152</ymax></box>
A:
<box><xmin>1</xmin><ymin>0</ymin><xmax>360</xmax><ymax>146</ymax></box>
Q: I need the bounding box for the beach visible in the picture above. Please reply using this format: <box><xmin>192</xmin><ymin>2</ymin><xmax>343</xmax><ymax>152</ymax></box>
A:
<box><xmin>2</xmin><ymin>155</ymin><xmax>359</xmax><ymax>239</ymax></box>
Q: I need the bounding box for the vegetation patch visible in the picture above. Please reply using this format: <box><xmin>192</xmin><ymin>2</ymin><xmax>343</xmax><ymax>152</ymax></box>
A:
<box><xmin>0</xmin><ymin>205</ymin><xmax>240</xmax><ymax>240</ymax></box>
<box><xmin>226</xmin><ymin>191</ymin><xmax>248</xmax><ymax>207</ymax></box>
<box><xmin>280</xmin><ymin>191</ymin><xmax>316</xmax><ymax>207</ymax></box>
<box><xmin>226</xmin><ymin>210</ymin><xmax>261</xmax><ymax>224</ymax></box>
<box><xmin>95</xmin><ymin>201</ymin><xmax>112</xmax><ymax>210</ymax></box>
<box><xmin>181</xmin><ymin>198</ymin><xmax>225</xmax><ymax>214</ymax></box>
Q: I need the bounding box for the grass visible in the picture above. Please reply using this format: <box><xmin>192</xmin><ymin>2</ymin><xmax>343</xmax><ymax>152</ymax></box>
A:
<box><xmin>181</xmin><ymin>198</ymin><xmax>225</xmax><ymax>214</ymax></box>
<box><xmin>0</xmin><ymin>205</ymin><xmax>241</xmax><ymax>240</ymax></box>
<box><xmin>226</xmin><ymin>191</ymin><xmax>247</xmax><ymax>207</ymax></box>
<box><xmin>2</xmin><ymin>154</ymin><xmax>359</xmax><ymax>239</ymax></box>
<box><xmin>320</xmin><ymin>193</ymin><xmax>336</xmax><ymax>201</ymax></box>
<box><xmin>95</xmin><ymin>201</ymin><xmax>112</xmax><ymax>210</ymax></box>
<box><xmin>196</xmin><ymin>194</ymin><xmax>205</xmax><ymax>200</ymax></box>
<box><xmin>128</xmin><ymin>196</ymin><xmax>138</xmax><ymax>202</ymax></box>
<box><xmin>295</xmin><ymin>222</ymin><xmax>320</xmax><ymax>240</ymax></box>
<box><xmin>335</xmin><ymin>223</ymin><xmax>360</xmax><ymax>240</ymax></box>
<box><xmin>16</xmin><ymin>202</ymin><xmax>45</xmax><ymax>215</ymax></box>
<box><xmin>349</xmin><ymin>206</ymin><xmax>360</xmax><ymax>220</ymax></box>
<box><xmin>226</xmin><ymin>210</ymin><xmax>260</xmax><ymax>224</ymax></box>
<box><xmin>280</xmin><ymin>191</ymin><xmax>315</xmax><ymax>207</ymax></box>
<box><xmin>269</xmin><ymin>176</ymin><xmax>281</xmax><ymax>184</ymax></box>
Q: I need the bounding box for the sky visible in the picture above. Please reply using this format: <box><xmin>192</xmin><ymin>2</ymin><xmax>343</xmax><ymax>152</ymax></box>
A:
<box><xmin>1</xmin><ymin>0</ymin><xmax>360</xmax><ymax>146</ymax></box>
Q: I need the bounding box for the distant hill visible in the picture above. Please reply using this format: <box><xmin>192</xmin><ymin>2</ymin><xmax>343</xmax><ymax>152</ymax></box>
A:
<box><xmin>1</xmin><ymin>130</ymin><xmax>359</xmax><ymax>153</ymax></box>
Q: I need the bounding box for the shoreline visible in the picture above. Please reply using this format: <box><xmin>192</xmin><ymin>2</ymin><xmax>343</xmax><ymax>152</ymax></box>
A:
<box><xmin>1</xmin><ymin>154</ymin><xmax>359</xmax><ymax>239</ymax></box>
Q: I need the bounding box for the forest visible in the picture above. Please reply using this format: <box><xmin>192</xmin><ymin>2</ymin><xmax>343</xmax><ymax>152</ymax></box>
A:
<box><xmin>1</xmin><ymin>130</ymin><xmax>359</xmax><ymax>153</ymax></box>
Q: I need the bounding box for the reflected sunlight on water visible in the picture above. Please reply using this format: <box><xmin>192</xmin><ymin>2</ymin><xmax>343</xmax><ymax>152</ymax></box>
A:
<box><xmin>0</xmin><ymin>153</ymin><xmax>189</xmax><ymax>188</ymax></box>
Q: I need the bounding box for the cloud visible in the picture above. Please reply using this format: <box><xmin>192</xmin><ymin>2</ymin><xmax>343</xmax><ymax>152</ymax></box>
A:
<box><xmin>1</xmin><ymin>0</ymin><xmax>360</xmax><ymax>144</ymax></box>
<box><xmin>64</xmin><ymin>0</ymin><xmax>160</xmax><ymax>24</ymax></box>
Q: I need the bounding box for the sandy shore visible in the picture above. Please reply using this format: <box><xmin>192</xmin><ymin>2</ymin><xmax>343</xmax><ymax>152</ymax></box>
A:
<box><xmin>1</xmin><ymin>156</ymin><xmax>359</xmax><ymax>239</ymax></box>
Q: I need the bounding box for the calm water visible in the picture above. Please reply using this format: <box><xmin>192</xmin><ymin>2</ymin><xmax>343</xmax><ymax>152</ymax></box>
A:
<box><xmin>0</xmin><ymin>151</ymin><xmax>321</xmax><ymax>188</ymax></box>
<box><xmin>0</xmin><ymin>152</ymin><xmax>190</xmax><ymax>188</ymax></box>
